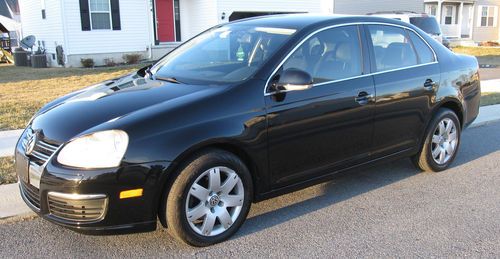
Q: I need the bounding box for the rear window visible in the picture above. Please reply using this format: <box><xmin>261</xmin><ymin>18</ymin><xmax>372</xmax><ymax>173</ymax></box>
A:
<box><xmin>409</xmin><ymin>17</ymin><xmax>442</xmax><ymax>35</ymax></box>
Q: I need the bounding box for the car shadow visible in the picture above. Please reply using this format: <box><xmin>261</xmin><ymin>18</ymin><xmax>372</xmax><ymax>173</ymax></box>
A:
<box><xmin>234</xmin><ymin>122</ymin><xmax>500</xmax><ymax>240</ymax></box>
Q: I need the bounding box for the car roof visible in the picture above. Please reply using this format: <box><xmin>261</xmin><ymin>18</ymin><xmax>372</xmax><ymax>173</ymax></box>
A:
<box><xmin>226</xmin><ymin>13</ymin><xmax>414</xmax><ymax>30</ymax></box>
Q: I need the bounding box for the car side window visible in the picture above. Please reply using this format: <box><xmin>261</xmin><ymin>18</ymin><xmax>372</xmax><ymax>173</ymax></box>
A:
<box><xmin>368</xmin><ymin>25</ymin><xmax>418</xmax><ymax>72</ymax></box>
<box><xmin>407</xmin><ymin>30</ymin><xmax>435</xmax><ymax>64</ymax></box>
<box><xmin>282</xmin><ymin>26</ymin><xmax>362</xmax><ymax>83</ymax></box>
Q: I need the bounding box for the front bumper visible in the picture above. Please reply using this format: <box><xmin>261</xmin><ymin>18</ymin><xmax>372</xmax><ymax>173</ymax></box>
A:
<box><xmin>15</xmin><ymin>135</ymin><xmax>171</xmax><ymax>235</ymax></box>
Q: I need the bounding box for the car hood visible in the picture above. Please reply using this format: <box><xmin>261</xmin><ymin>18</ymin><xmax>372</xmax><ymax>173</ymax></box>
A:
<box><xmin>30</xmin><ymin>73</ymin><xmax>224</xmax><ymax>143</ymax></box>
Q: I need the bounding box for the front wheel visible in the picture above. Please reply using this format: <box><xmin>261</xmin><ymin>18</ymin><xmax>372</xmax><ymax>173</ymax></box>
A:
<box><xmin>412</xmin><ymin>108</ymin><xmax>461</xmax><ymax>172</ymax></box>
<box><xmin>163</xmin><ymin>149</ymin><xmax>252</xmax><ymax>246</ymax></box>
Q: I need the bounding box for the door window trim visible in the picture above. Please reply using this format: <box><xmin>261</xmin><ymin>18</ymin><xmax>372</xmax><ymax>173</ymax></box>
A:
<box><xmin>264</xmin><ymin>22</ymin><xmax>438</xmax><ymax>96</ymax></box>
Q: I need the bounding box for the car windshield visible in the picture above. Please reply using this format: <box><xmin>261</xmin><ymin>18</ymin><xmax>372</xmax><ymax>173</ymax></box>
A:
<box><xmin>150</xmin><ymin>25</ymin><xmax>297</xmax><ymax>84</ymax></box>
<box><xmin>410</xmin><ymin>17</ymin><xmax>442</xmax><ymax>35</ymax></box>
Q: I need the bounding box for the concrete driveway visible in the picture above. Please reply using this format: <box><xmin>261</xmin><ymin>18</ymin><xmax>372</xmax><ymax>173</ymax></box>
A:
<box><xmin>0</xmin><ymin>122</ymin><xmax>499</xmax><ymax>257</ymax></box>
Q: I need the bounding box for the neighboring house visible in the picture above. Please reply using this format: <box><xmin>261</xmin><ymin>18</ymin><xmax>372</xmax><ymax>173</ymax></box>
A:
<box><xmin>0</xmin><ymin>0</ymin><xmax>21</xmax><ymax>49</ymax></box>
<box><xmin>19</xmin><ymin>0</ymin><xmax>332</xmax><ymax>67</ymax></box>
<box><xmin>333</xmin><ymin>0</ymin><xmax>500</xmax><ymax>44</ymax></box>
<box><xmin>424</xmin><ymin>0</ymin><xmax>500</xmax><ymax>43</ymax></box>
<box><xmin>333</xmin><ymin>0</ymin><xmax>423</xmax><ymax>15</ymax></box>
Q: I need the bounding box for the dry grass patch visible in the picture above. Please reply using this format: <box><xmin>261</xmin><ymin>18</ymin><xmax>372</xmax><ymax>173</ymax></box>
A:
<box><xmin>0</xmin><ymin>156</ymin><xmax>16</xmax><ymax>185</ymax></box>
<box><xmin>453</xmin><ymin>46</ymin><xmax>500</xmax><ymax>57</ymax></box>
<box><xmin>481</xmin><ymin>92</ymin><xmax>500</xmax><ymax>107</ymax></box>
<box><xmin>0</xmin><ymin>63</ymin><xmax>145</xmax><ymax>130</ymax></box>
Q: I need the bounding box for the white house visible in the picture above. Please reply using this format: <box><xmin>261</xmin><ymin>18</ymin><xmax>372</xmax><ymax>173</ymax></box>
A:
<box><xmin>0</xmin><ymin>0</ymin><xmax>21</xmax><ymax>48</ymax></box>
<box><xmin>19</xmin><ymin>0</ymin><xmax>332</xmax><ymax>67</ymax></box>
<box><xmin>333</xmin><ymin>0</ymin><xmax>500</xmax><ymax>44</ymax></box>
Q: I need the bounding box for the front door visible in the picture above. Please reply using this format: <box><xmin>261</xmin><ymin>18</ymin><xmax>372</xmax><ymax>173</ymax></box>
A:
<box><xmin>461</xmin><ymin>5</ymin><xmax>473</xmax><ymax>38</ymax></box>
<box><xmin>265</xmin><ymin>25</ymin><xmax>375</xmax><ymax>187</ymax></box>
<box><xmin>155</xmin><ymin>0</ymin><xmax>175</xmax><ymax>42</ymax></box>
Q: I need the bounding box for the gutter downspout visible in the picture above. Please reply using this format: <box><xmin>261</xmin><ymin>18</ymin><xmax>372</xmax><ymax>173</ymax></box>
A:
<box><xmin>60</xmin><ymin>0</ymin><xmax>70</xmax><ymax>66</ymax></box>
<box><xmin>146</xmin><ymin>0</ymin><xmax>154</xmax><ymax>60</ymax></box>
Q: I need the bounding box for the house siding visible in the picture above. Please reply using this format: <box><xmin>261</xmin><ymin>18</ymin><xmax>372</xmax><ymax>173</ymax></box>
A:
<box><xmin>179</xmin><ymin>0</ymin><xmax>218</xmax><ymax>41</ymax></box>
<box><xmin>179</xmin><ymin>0</ymin><xmax>327</xmax><ymax>41</ymax></box>
<box><xmin>334</xmin><ymin>0</ymin><xmax>424</xmax><ymax>15</ymax></box>
<box><xmin>18</xmin><ymin>0</ymin><xmax>64</xmax><ymax>59</ymax></box>
<box><xmin>472</xmin><ymin>0</ymin><xmax>500</xmax><ymax>42</ymax></box>
<box><xmin>61</xmin><ymin>0</ymin><xmax>151</xmax><ymax>56</ymax></box>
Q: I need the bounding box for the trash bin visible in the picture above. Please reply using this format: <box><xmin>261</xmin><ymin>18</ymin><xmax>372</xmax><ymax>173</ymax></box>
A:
<box><xmin>13</xmin><ymin>48</ymin><xmax>29</xmax><ymax>66</ymax></box>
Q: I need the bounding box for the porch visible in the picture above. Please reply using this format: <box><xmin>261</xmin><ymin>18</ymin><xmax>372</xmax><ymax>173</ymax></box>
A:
<box><xmin>424</xmin><ymin>0</ymin><xmax>476</xmax><ymax>39</ymax></box>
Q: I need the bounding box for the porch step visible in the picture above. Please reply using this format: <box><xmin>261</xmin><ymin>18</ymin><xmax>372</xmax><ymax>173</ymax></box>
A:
<box><xmin>151</xmin><ymin>42</ymin><xmax>182</xmax><ymax>60</ymax></box>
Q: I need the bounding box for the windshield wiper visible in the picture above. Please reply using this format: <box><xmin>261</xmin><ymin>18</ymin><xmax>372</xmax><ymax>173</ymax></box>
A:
<box><xmin>155</xmin><ymin>76</ymin><xmax>183</xmax><ymax>84</ymax></box>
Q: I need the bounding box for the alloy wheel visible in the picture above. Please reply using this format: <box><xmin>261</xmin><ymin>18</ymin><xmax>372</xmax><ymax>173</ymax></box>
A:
<box><xmin>431</xmin><ymin>118</ymin><xmax>458</xmax><ymax>165</ymax></box>
<box><xmin>185</xmin><ymin>166</ymin><xmax>244</xmax><ymax>236</ymax></box>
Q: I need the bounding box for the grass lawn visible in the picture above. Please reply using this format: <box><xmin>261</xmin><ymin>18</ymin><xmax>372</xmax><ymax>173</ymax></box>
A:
<box><xmin>0</xmin><ymin>63</ymin><xmax>145</xmax><ymax>130</ymax></box>
<box><xmin>453</xmin><ymin>46</ymin><xmax>500</xmax><ymax>57</ymax></box>
<box><xmin>481</xmin><ymin>92</ymin><xmax>500</xmax><ymax>107</ymax></box>
<box><xmin>0</xmin><ymin>156</ymin><xmax>16</xmax><ymax>185</ymax></box>
<box><xmin>453</xmin><ymin>46</ymin><xmax>500</xmax><ymax>66</ymax></box>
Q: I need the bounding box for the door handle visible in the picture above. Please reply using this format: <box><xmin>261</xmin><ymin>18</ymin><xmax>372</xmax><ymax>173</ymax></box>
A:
<box><xmin>424</xmin><ymin>79</ymin><xmax>437</xmax><ymax>90</ymax></box>
<box><xmin>355</xmin><ymin>91</ymin><xmax>373</xmax><ymax>105</ymax></box>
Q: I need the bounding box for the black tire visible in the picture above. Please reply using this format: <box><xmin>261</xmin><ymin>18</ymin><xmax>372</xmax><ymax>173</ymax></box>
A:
<box><xmin>412</xmin><ymin>108</ymin><xmax>461</xmax><ymax>172</ymax></box>
<box><xmin>162</xmin><ymin>149</ymin><xmax>253</xmax><ymax>247</ymax></box>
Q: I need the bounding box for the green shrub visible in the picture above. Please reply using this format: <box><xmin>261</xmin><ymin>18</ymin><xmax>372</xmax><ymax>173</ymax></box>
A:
<box><xmin>123</xmin><ymin>53</ymin><xmax>142</xmax><ymax>64</ymax></box>
<box><xmin>104</xmin><ymin>58</ymin><xmax>116</xmax><ymax>67</ymax></box>
<box><xmin>80</xmin><ymin>58</ymin><xmax>95</xmax><ymax>68</ymax></box>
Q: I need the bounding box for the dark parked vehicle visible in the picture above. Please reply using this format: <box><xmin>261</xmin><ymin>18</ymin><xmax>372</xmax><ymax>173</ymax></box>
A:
<box><xmin>15</xmin><ymin>14</ymin><xmax>480</xmax><ymax>246</ymax></box>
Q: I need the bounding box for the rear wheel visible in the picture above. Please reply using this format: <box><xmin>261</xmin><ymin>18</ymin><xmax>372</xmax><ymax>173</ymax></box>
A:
<box><xmin>412</xmin><ymin>108</ymin><xmax>461</xmax><ymax>172</ymax></box>
<box><xmin>163</xmin><ymin>150</ymin><xmax>252</xmax><ymax>246</ymax></box>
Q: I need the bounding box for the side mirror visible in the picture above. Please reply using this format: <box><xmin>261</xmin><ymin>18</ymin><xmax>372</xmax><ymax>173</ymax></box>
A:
<box><xmin>275</xmin><ymin>68</ymin><xmax>313</xmax><ymax>92</ymax></box>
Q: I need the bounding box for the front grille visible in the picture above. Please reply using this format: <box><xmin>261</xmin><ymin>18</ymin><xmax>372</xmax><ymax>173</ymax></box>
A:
<box><xmin>20</xmin><ymin>181</ymin><xmax>41</xmax><ymax>210</ymax></box>
<box><xmin>22</xmin><ymin>128</ymin><xmax>60</xmax><ymax>166</ymax></box>
<box><xmin>47</xmin><ymin>192</ymin><xmax>108</xmax><ymax>223</ymax></box>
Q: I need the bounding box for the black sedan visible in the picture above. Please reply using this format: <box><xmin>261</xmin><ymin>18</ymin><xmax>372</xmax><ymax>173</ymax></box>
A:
<box><xmin>15</xmin><ymin>14</ymin><xmax>480</xmax><ymax>246</ymax></box>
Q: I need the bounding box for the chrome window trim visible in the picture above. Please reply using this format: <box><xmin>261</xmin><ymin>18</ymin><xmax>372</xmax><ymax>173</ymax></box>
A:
<box><xmin>264</xmin><ymin>21</ymin><xmax>439</xmax><ymax>96</ymax></box>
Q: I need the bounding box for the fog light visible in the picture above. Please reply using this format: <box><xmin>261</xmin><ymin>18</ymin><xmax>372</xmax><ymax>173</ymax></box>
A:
<box><xmin>120</xmin><ymin>189</ymin><xmax>143</xmax><ymax>199</ymax></box>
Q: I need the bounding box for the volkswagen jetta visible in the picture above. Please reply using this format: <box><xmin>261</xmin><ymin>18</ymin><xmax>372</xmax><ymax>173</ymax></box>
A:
<box><xmin>15</xmin><ymin>14</ymin><xmax>480</xmax><ymax>246</ymax></box>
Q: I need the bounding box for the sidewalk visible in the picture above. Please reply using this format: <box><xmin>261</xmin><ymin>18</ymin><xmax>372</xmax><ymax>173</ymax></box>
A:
<box><xmin>481</xmin><ymin>79</ymin><xmax>500</xmax><ymax>93</ymax></box>
<box><xmin>0</xmin><ymin>129</ymin><xmax>23</xmax><ymax>157</ymax></box>
<box><xmin>0</xmin><ymin>183</ymin><xmax>35</xmax><ymax>220</ymax></box>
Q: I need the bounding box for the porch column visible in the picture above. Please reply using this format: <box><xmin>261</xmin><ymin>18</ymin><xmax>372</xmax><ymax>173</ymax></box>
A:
<box><xmin>437</xmin><ymin>0</ymin><xmax>443</xmax><ymax>24</ymax></box>
<box><xmin>458</xmin><ymin>2</ymin><xmax>464</xmax><ymax>38</ymax></box>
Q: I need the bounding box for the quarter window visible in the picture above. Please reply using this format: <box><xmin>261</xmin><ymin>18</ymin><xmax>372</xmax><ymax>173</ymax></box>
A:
<box><xmin>89</xmin><ymin>0</ymin><xmax>111</xmax><ymax>30</ymax></box>
<box><xmin>408</xmin><ymin>31</ymin><xmax>435</xmax><ymax>64</ymax></box>
<box><xmin>368</xmin><ymin>25</ymin><xmax>418</xmax><ymax>72</ymax></box>
<box><xmin>282</xmin><ymin>26</ymin><xmax>362</xmax><ymax>83</ymax></box>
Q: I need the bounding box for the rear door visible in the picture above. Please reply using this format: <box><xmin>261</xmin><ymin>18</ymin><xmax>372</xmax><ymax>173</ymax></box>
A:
<box><xmin>365</xmin><ymin>24</ymin><xmax>441</xmax><ymax>158</ymax></box>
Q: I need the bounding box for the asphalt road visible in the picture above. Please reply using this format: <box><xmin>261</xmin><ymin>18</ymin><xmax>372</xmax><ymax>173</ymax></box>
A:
<box><xmin>1</xmin><ymin>122</ymin><xmax>499</xmax><ymax>258</ymax></box>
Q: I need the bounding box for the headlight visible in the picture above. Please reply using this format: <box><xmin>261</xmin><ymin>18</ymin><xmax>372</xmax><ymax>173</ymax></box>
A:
<box><xmin>57</xmin><ymin>130</ymin><xmax>129</xmax><ymax>169</ymax></box>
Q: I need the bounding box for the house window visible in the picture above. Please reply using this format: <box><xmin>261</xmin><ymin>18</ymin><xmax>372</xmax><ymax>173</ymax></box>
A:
<box><xmin>480</xmin><ymin>6</ymin><xmax>497</xmax><ymax>27</ymax></box>
<box><xmin>89</xmin><ymin>0</ymin><xmax>112</xmax><ymax>29</ymax></box>
<box><xmin>426</xmin><ymin>5</ymin><xmax>437</xmax><ymax>16</ymax></box>
<box><xmin>444</xmin><ymin>6</ymin><xmax>454</xmax><ymax>25</ymax></box>
<box><xmin>41</xmin><ymin>0</ymin><xmax>46</xmax><ymax>19</ymax></box>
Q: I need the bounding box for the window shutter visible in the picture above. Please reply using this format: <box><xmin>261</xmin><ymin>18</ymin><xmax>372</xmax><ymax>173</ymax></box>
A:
<box><xmin>79</xmin><ymin>0</ymin><xmax>91</xmax><ymax>31</ymax></box>
<box><xmin>477</xmin><ymin>5</ymin><xmax>483</xmax><ymax>27</ymax></box>
<box><xmin>110</xmin><ymin>0</ymin><xmax>121</xmax><ymax>30</ymax></box>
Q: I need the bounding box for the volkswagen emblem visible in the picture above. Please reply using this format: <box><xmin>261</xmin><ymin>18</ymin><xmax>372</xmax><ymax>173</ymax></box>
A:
<box><xmin>25</xmin><ymin>132</ymin><xmax>37</xmax><ymax>156</ymax></box>
<box><xmin>208</xmin><ymin>194</ymin><xmax>221</xmax><ymax>207</ymax></box>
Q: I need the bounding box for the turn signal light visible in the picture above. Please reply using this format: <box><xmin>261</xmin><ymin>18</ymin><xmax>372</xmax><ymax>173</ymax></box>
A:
<box><xmin>119</xmin><ymin>188</ymin><xmax>143</xmax><ymax>199</ymax></box>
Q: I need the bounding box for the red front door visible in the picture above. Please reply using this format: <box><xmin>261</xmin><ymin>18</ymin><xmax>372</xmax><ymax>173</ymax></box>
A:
<box><xmin>155</xmin><ymin>0</ymin><xmax>175</xmax><ymax>42</ymax></box>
